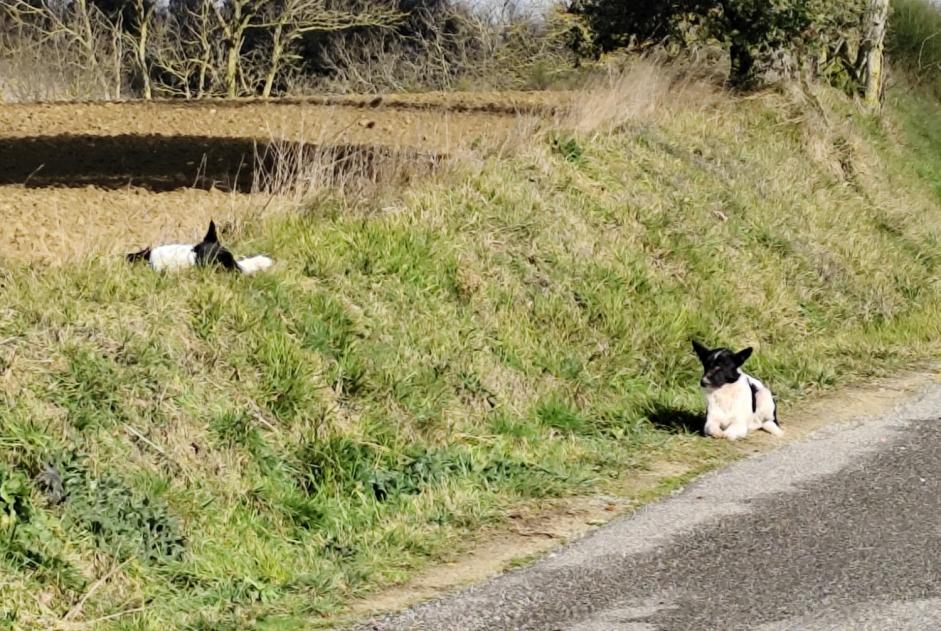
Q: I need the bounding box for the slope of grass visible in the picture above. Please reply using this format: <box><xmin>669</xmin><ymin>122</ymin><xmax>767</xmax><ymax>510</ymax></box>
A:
<box><xmin>1</xmin><ymin>78</ymin><xmax>941</xmax><ymax>630</ymax></box>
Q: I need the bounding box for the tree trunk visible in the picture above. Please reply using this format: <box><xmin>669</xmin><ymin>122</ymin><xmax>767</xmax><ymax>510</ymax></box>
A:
<box><xmin>262</xmin><ymin>23</ymin><xmax>285</xmax><ymax>98</ymax></box>
<box><xmin>226</xmin><ymin>38</ymin><xmax>240</xmax><ymax>97</ymax></box>
<box><xmin>197</xmin><ymin>56</ymin><xmax>208</xmax><ymax>98</ymax></box>
<box><xmin>196</xmin><ymin>30</ymin><xmax>211</xmax><ymax>98</ymax></box>
<box><xmin>195</xmin><ymin>1</ymin><xmax>213</xmax><ymax>98</ymax></box>
<box><xmin>112</xmin><ymin>14</ymin><xmax>123</xmax><ymax>99</ymax></box>
<box><xmin>136</xmin><ymin>7</ymin><xmax>152</xmax><ymax>99</ymax></box>
<box><xmin>214</xmin><ymin>0</ymin><xmax>246</xmax><ymax>98</ymax></box>
<box><xmin>859</xmin><ymin>0</ymin><xmax>890</xmax><ymax>110</ymax></box>
<box><xmin>75</xmin><ymin>0</ymin><xmax>106</xmax><ymax>96</ymax></box>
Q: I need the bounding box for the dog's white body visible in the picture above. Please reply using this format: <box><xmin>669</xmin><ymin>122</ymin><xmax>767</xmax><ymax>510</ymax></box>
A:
<box><xmin>149</xmin><ymin>244</ymin><xmax>198</xmax><ymax>272</ymax></box>
<box><xmin>702</xmin><ymin>372</ymin><xmax>783</xmax><ymax>440</ymax></box>
<box><xmin>146</xmin><ymin>243</ymin><xmax>273</xmax><ymax>275</ymax></box>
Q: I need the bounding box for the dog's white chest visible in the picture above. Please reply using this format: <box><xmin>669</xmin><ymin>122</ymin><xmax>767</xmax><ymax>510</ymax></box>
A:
<box><xmin>704</xmin><ymin>378</ymin><xmax>752</xmax><ymax>420</ymax></box>
<box><xmin>149</xmin><ymin>244</ymin><xmax>196</xmax><ymax>272</ymax></box>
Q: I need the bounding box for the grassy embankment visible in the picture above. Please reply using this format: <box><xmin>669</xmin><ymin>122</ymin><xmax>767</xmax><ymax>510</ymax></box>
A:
<box><xmin>1</xmin><ymin>33</ymin><xmax>941</xmax><ymax>631</ymax></box>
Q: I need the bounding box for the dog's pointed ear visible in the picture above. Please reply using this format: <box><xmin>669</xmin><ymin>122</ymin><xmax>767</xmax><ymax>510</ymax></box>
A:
<box><xmin>734</xmin><ymin>347</ymin><xmax>753</xmax><ymax>366</ymax></box>
<box><xmin>692</xmin><ymin>339</ymin><xmax>710</xmax><ymax>363</ymax></box>
<box><xmin>202</xmin><ymin>220</ymin><xmax>219</xmax><ymax>244</ymax></box>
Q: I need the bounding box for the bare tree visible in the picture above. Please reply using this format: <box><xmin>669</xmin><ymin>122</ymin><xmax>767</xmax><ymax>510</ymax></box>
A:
<box><xmin>312</xmin><ymin>3</ymin><xmax>499</xmax><ymax>93</ymax></box>
<box><xmin>209</xmin><ymin>0</ymin><xmax>252</xmax><ymax>97</ymax></box>
<box><xmin>199</xmin><ymin>0</ymin><xmax>404</xmax><ymax>98</ymax></box>
<box><xmin>0</xmin><ymin>0</ymin><xmax>124</xmax><ymax>98</ymax></box>
<box><xmin>0</xmin><ymin>0</ymin><xmax>557</xmax><ymax>99</ymax></box>
<box><xmin>180</xmin><ymin>0</ymin><xmax>223</xmax><ymax>97</ymax></box>
<box><xmin>255</xmin><ymin>0</ymin><xmax>404</xmax><ymax>97</ymax></box>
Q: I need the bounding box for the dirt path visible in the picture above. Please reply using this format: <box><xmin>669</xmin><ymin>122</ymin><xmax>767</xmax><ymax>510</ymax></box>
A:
<box><xmin>334</xmin><ymin>370</ymin><xmax>939</xmax><ymax>628</ymax></box>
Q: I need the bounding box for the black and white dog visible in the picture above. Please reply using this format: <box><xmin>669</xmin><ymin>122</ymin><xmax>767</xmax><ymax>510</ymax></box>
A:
<box><xmin>692</xmin><ymin>340</ymin><xmax>783</xmax><ymax>440</ymax></box>
<box><xmin>126</xmin><ymin>220</ymin><xmax>273</xmax><ymax>275</ymax></box>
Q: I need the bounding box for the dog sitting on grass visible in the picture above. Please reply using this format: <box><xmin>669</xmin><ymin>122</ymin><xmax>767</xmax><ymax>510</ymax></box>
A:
<box><xmin>126</xmin><ymin>220</ymin><xmax>273</xmax><ymax>275</ymax></box>
<box><xmin>692</xmin><ymin>340</ymin><xmax>783</xmax><ymax>441</ymax></box>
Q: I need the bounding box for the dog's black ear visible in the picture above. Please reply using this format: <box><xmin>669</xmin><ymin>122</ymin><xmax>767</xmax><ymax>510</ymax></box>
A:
<box><xmin>734</xmin><ymin>347</ymin><xmax>753</xmax><ymax>366</ymax></box>
<box><xmin>202</xmin><ymin>220</ymin><xmax>219</xmax><ymax>244</ymax></box>
<box><xmin>692</xmin><ymin>339</ymin><xmax>710</xmax><ymax>363</ymax></box>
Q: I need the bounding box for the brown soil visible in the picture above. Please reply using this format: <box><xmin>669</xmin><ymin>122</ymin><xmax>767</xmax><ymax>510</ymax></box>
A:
<box><xmin>0</xmin><ymin>95</ymin><xmax>553</xmax><ymax>265</ymax></box>
<box><xmin>338</xmin><ymin>370</ymin><xmax>939</xmax><ymax>625</ymax></box>
<box><xmin>169</xmin><ymin>90</ymin><xmax>574</xmax><ymax>115</ymax></box>
<box><xmin>0</xmin><ymin>99</ymin><xmax>541</xmax><ymax>149</ymax></box>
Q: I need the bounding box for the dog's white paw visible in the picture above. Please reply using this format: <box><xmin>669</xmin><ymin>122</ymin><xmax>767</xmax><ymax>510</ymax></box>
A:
<box><xmin>763</xmin><ymin>421</ymin><xmax>785</xmax><ymax>437</ymax></box>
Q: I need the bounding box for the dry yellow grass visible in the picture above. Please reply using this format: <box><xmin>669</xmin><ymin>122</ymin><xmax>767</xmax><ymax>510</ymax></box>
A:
<box><xmin>562</xmin><ymin>56</ymin><xmax>723</xmax><ymax>134</ymax></box>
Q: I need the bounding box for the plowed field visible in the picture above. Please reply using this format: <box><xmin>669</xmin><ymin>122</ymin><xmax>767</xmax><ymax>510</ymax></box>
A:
<box><xmin>0</xmin><ymin>92</ymin><xmax>565</xmax><ymax>264</ymax></box>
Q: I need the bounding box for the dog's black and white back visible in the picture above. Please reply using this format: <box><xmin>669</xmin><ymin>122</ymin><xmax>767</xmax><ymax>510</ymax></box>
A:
<box><xmin>692</xmin><ymin>340</ymin><xmax>782</xmax><ymax>440</ymax></box>
<box><xmin>126</xmin><ymin>221</ymin><xmax>273</xmax><ymax>275</ymax></box>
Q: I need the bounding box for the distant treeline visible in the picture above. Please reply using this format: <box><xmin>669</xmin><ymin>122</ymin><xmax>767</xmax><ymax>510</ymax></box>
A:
<box><xmin>0</xmin><ymin>0</ymin><xmax>936</xmax><ymax>101</ymax></box>
<box><xmin>0</xmin><ymin>0</ymin><xmax>580</xmax><ymax>99</ymax></box>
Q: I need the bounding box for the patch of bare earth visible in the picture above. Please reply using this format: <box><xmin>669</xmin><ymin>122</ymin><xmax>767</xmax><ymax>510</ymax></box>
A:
<box><xmin>340</xmin><ymin>369</ymin><xmax>940</xmax><ymax>624</ymax></box>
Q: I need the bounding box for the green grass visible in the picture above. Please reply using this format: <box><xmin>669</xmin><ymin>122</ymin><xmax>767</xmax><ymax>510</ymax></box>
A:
<box><xmin>1</xmin><ymin>79</ymin><xmax>941</xmax><ymax>629</ymax></box>
<box><xmin>889</xmin><ymin>0</ymin><xmax>941</xmax><ymax>95</ymax></box>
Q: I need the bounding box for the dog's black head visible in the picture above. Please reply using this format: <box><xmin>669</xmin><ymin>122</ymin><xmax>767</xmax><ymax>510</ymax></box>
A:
<box><xmin>692</xmin><ymin>340</ymin><xmax>752</xmax><ymax>389</ymax></box>
<box><xmin>193</xmin><ymin>220</ymin><xmax>238</xmax><ymax>271</ymax></box>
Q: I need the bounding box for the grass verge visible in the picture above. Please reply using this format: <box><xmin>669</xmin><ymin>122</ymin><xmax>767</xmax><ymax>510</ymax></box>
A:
<box><xmin>1</xmin><ymin>76</ymin><xmax>941</xmax><ymax>630</ymax></box>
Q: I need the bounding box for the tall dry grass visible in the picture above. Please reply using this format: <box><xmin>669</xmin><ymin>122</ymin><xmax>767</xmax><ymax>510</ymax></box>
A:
<box><xmin>888</xmin><ymin>0</ymin><xmax>941</xmax><ymax>94</ymax></box>
<box><xmin>561</xmin><ymin>55</ymin><xmax>722</xmax><ymax>135</ymax></box>
<box><xmin>246</xmin><ymin>123</ymin><xmax>443</xmax><ymax>221</ymax></box>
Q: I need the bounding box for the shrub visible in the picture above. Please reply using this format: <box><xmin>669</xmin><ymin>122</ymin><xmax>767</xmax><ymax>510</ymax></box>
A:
<box><xmin>567</xmin><ymin>0</ymin><xmax>870</xmax><ymax>88</ymax></box>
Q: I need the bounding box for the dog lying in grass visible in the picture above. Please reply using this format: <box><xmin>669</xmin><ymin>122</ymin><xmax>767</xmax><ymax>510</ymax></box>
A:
<box><xmin>692</xmin><ymin>340</ymin><xmax>783</xmax><ymax>441</ymax></box>
<box><xmin>126</xmin><ymin>220</ymin><xmax>273</xmax><ymax>274</ymax></box>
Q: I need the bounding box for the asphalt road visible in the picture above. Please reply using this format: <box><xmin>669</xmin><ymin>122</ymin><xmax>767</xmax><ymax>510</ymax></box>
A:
<box><xmin>352</xmin><ymin>382</ymin><xmax>941</xmax><ymax>631</ymax></box>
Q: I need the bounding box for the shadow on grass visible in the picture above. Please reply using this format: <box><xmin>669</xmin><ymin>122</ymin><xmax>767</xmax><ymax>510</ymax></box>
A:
<box><xmin>644</xmin><ymin>403</ymin><xmax>704</xmax><ymax>436</ymax></box>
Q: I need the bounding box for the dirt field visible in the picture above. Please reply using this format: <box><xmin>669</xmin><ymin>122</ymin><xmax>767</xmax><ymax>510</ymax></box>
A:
<box><xmin>0</xmin><ymin>93</ymin><xmax>563</xmax><ymax>264</ymax></box>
